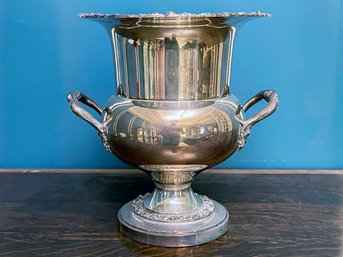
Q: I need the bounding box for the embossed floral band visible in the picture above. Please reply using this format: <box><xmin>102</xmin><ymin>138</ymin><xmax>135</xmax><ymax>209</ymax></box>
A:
<box><xmin>67</xmin><ymin>11</ymin><xmax>278</xmax><ymax>247</ymax></box>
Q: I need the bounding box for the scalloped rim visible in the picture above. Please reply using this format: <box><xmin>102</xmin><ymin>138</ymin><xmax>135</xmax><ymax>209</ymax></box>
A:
<box><xmin>77</xmin><ymin>11</ymin><xmax>271</xmax><ymax>19</ymax></box>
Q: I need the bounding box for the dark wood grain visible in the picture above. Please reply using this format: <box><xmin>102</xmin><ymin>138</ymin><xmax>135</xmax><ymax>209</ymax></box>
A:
<box><xmin>0</xmin><ymin>171</ymin><xmax>342</xmax><ymax>257</ymax></box>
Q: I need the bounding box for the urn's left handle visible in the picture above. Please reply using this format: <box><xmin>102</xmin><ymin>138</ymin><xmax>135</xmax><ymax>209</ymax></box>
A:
<box><xmin>67</xmin><ymin>91</ymin><xmax>103</xmax><ymax>131</ymax></box>
<box><xmin>67</xmin><ymin>91</ymin><xmax>111</xmax><ymax>151</ymax></box>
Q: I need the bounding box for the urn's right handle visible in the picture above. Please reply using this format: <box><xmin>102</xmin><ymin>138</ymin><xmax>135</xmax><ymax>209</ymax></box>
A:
<box><xmin>235</xmin><ymin>89</ymin><xmax>279</xmax><ymax>150</ymax></box>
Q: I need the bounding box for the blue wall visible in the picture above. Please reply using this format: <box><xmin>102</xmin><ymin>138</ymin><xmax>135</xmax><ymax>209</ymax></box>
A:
<box><xmin>1</xmin><ymin>0</ymin><xmax>342</xmax><ymax>169</ymax></box>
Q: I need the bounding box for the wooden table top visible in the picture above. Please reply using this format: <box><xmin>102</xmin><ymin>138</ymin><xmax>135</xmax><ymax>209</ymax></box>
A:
<box><xmin>0</xmin><ymin>169</ymin><xmax>342</xmax><ymax>257</ymax></box>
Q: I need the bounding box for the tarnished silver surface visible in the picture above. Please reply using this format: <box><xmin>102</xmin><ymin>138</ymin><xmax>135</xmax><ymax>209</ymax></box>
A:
<box><xmin>67</xmin><ymin>11</ymin><xmax>279</xmax><ymax>247</ymax></box>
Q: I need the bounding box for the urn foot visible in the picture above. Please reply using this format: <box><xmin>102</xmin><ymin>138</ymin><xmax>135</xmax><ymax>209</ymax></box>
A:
<box><xmin>118</xmin><ymin>194</ymin><xmax>229</xmax><ymax>247</ymax></box>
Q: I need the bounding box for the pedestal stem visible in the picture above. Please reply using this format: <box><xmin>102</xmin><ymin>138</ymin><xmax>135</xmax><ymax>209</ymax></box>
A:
<box><xmin>142</xmin><ymin>168</ymin><xmax>202</xmax><ymax>214</ymax></box>
<box><xmin>143</xmin><ymin>184</ymin><xmax>203</xmax><ymax>214</ymax></box>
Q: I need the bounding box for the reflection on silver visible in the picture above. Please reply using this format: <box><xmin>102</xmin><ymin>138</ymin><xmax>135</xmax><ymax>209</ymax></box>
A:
<box><xmin>112</xmin><ymin>27</ymin><xmax>235</xmax><ymax>100</ymax></box>
<box><xmin>104</xmin><ymin>99</ymin><xmax>238</xmax><ymax>167</ymax></box>
<box><xmin>67</xmin><ymin>11</ymin><xmax>279</xmax><ymax>247</ymax></box>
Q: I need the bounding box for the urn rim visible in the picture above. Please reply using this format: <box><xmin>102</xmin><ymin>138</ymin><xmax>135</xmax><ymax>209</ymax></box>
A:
<box><xmin>78</xmin><ymin>11</ymin><xmax>271</xmax><ymax>19</ymax></box>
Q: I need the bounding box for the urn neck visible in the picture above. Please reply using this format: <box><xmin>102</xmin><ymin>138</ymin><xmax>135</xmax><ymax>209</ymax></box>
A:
<box><xmin>109</xmin><ymin>26</ymin><xmax>236</xmax><ymax>100</ymax></box>
<box><xmin>79</xmin><ymin>12</ymin><xmax>270</xmax><ymax>100</ymax></box>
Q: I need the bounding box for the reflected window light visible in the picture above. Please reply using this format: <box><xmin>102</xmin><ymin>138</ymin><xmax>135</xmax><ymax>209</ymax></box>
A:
<box><xmin>165</xmin><ymin>110</ymin><xmax>195</xmax><ymax>121</ymax></box>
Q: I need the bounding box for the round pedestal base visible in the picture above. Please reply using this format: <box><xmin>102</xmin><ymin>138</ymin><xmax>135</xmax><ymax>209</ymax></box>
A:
<box><xmin>118</xmin><ymin>198</ymin><xmax>229</xmax><ymax>247</ymax></box>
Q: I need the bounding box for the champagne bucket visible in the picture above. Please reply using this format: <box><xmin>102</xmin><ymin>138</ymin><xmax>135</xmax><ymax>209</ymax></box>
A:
<box><xmin>67</xmin><ymin>12</ymin><xmax>279</xmax><ymax>247</ymax></box>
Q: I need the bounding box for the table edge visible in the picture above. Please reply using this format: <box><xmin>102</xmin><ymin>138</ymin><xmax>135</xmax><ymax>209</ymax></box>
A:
<box><xmin>0</xmin><ymin>169</ymin><xmax>343</xmax><ymax>174</ymax></box>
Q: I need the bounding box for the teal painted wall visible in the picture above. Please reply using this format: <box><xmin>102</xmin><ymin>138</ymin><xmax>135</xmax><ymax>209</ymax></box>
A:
<box><xmin>1</xmin><ymin>0</ymin><xmax>342</xmax><ymax>169</ymax></box>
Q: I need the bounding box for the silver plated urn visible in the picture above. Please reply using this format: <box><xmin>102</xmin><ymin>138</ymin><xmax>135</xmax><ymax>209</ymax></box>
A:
<box><xmin>67</xmin><ymin>11</ymin><xmax>278</xmax><ymax>247</ymax></box>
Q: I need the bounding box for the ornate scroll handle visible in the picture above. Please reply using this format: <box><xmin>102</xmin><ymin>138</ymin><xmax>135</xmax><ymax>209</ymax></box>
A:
<box><xmin>235</xmin><ymin>89</ymin><xmax>279</xmax><ymax>150</ymax></box>
<box><xmin>67</xmin><ymin>91</ymin><xmax>111</xmax><ymax>152</ymax></box>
